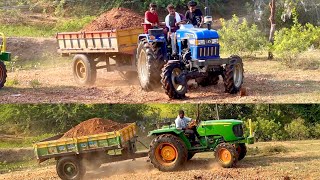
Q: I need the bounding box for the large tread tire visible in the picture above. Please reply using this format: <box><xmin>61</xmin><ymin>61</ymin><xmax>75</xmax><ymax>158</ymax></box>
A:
<box><xmin>137</xmin><ymin>40</ymin><xmax>165</xmax><ymax>91</ymax></box>
<box><xmin>236</xmin><ymin>143</ymin><xmax>247</xmax><ymax>161</ymax></box>
<box><xmin>161</xmin><ymin>62</ymin><xmax>187</xmax><ymax>99</ymax></box>
<box><xmin>56</xmin><ymin>156</ymin><xmax>86</xmax><ymax>180</ymax></box>
<box><xmin>72</xmin><ymin>54</ymin><xmax>97</xmax><ymax>86</ymax></box>
<box><xmin>149</xmin><ymin>134</ymin><xmax>188</xmax><ymax>172</ymax></box>
<box><xmin>214</xmin><ymin>143</ymin><xmax>238</xmax><ymax>168</ymax></box>
<box><xmin>0</xmin><ymin>61</ymin><xmax>7</xmax><ymax>89</ymax></box>
<box><xmin>223</xmin><ymin>55</ymin><xmax>244</xmax><ymax>94</ymax></box>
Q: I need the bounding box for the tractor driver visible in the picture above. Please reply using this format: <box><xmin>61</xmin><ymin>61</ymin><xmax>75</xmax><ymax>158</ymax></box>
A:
<box><xmin>165</xmin><ymin>4</ymin><xmax>186</xmax><ymax>33</ymax></box>
<box><xmin>175</xmin><ymin>110</ymin><xmax>197</xmax><ymax>144</ymax></box>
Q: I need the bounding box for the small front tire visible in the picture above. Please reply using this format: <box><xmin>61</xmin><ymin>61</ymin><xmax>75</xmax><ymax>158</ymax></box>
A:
<box><xmin>214</xmin><ymin>143</ymin><xmax>238</xmax><ymax>168</ymax></box>
<box><xmin>223</xmin><ymin>55</ymin><xmax>244</xmax><ymax>94</ymax></box>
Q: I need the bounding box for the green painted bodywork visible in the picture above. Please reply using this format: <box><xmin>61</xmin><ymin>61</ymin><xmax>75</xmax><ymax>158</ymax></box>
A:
<box><xmin>148</xmin><ymin>119</ymin><xmax>254</xmax><ymax>152</ymax></box>
<box><xmin>0</xmin><ymin>52</ymin><xmax>10</xmax><ymax>61</ymax></box>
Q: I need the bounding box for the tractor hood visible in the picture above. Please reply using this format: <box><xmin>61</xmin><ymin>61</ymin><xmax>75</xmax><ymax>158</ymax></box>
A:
<box><xmin>177</xmin><ymin>24</ymin><xmax>219</xmax><ymax>40</ymax></box>
<box><xmin>197</xmin><ymin>119</ymin><xmax>244</xmax><ymax>141</ymax></box>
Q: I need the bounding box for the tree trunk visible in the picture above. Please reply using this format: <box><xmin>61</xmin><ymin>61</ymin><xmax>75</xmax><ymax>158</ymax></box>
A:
<box><xmin>268</xmin><ymin>0</ymin><xmax>276</xmax><ymax>59</ymax></box>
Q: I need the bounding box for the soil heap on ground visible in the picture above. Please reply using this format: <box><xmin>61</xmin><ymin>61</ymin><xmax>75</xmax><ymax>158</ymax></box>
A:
<box><xmin>62</xmin><ymin>118</ymin><xmax>128</xmax><ymax>138</ymax></box>
<box><xmin>83</xmin><ymin>8</ymin><xmax>144</xmax><ymax>31</ymax></box>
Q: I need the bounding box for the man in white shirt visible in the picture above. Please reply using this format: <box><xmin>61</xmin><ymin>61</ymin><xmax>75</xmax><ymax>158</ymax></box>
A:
<box><xmin>175</xmin><ymin>110</ymin><xmax>196</xmax><ymax>144</ymax></box>
<box><xmin>165</xmin><ymin>4</ymin><xmax>185</xmax><ymax>33</ymax></box>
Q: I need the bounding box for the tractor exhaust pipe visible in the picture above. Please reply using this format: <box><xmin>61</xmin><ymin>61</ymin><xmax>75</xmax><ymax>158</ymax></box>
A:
<box><xmin>204</xmin><ymin>0</ymin><xmax>212</xmax><ymax>30</ymax></box>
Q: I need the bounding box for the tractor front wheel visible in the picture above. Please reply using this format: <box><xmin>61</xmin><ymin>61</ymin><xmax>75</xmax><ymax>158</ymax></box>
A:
<box><xmin>137</xmin><ymin>40</ymin><xmax>164</xmax><ymax>91</ymax></box>
<box><xmin>56</xmin><ymin>156</ymin><xmax>86</xmax><ymax>180</ymax></box>
<box><xmin>214</xmin><ymin>143</ymin><xmax>238</xmax><ymax>168</ymax></box>
<box><xmin>149</xmin><ymin>134</ymin><xmax>188</xmax><ymax>171</ymax></box>
<box><xmin>236</xmin><ymin>143</ymin><xmax>247</xmax><ymax>161</ymax></box>
<box><xmin>161</xmin><ymin>62</ymin><xmax>187</xmax><ymax>99</ymax></box>
<box><xmin>223</xmin><ymin>55</ymin><xmax>244</xmax><ymax>94</ymax></box>
<box><xmin>72</xmin><ymin>54</ymin><xmax>97</xmax><ymax>86</ymax></box>
<box><xmin>0</xmin><ymin>61</ymin><xmax>7</xmax><ymax>89</ymax></box>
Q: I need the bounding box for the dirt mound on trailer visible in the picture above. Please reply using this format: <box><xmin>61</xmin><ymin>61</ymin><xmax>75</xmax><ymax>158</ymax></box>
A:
<box><xmin>62</xmin><ymin>118</ymin><xmax>128</xmax><ymax>138</ymax></box>
<box><xmin>83</xmin><ymin>8</ymin><xmax>144</xmax><ymax>31</ymax></box>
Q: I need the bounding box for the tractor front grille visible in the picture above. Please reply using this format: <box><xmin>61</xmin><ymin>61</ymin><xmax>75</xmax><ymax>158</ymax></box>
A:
<box><xmin>233</xmin><ymin>124</ymin><xmax>244</xmax><ymax>137</ymax></box>
<box><xmin>197</xmin><ymin>46</ymin><xmax>219</xmax><ymax>58</ymax></box>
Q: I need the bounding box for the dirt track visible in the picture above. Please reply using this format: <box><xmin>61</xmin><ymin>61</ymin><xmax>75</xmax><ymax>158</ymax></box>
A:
<box><xmin>1</xmin><ymin>140</ymin><xmax>320</xmax><ymax>180</ymax></box>
<box><xmin>0</xmin><ymin>37</ymin><xmax>319</xmax><ymax>104</ymax></box>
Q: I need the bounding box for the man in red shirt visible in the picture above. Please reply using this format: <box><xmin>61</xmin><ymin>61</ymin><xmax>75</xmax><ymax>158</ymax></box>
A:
<box><xmin>145</xmin><ymin>3</ymin><xmax>159</xmax><ymax>27</ymax></box>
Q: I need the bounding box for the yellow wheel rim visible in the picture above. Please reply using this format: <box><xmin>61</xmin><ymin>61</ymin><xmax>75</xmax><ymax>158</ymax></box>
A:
<box><xmin>75</xmin><ymin>60</ymin><xmax>86</xmax><ymax>80</ymax></box>
<box><xmin>218</xmin><ymin>148</ymin><xmax>232</xmax><ymax>163</ymax></box>
<box><xmin>155</xmin><ymin>143</ymin><xmax>178</xmax><ymax>166</ymax></box>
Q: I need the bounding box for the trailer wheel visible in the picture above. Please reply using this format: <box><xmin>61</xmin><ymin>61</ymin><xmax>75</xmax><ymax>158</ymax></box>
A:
<box><xmin>161</xmin><ymin>62</ymin><xmax>187</xmax><ymax>99</ymax></box>
<box><xmin>72</xmin><ymin>54</ymin><xmax>96</xmax><ymax>86</ymax></box>
<box><xmin>0</xmin><ymin>61</ymin><xmax>7</xmax><ymax>89</ymax></box>
<box><xmin>223</xmin><ymin>55</ymin><xmax>244</xmax><ymax>94</ymax></box>
<box><xmin>214</xmin><ymin>143</ymin><xmax>238</xmax><ymax>168</ymax></box>
<box><xmin>149</xmin><ymin>134</ymin><xmax>188</xmax><ymax>171</ymax></box>
<box><xmin>236</xmin><ymin>143</ymin><xmax>247</xmax><ymax>161</ymax></box>
<box><xmin>137</xmin><ymin>40</ymin><xmax>164</xmax><ymax>91</ymax></box>
<box><xmin>56</xmin><ymin>156</ymin><xmax>86</xmax><ymax>180</ymax></box>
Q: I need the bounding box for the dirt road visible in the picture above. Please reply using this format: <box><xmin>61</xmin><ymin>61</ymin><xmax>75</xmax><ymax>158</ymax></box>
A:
<box><xmin>0</xmin><ymin>37</ymin><xmax>319</xmax><ymax>103</ymax></box>
<box><xmin>1</xmin><ymin>140</ymin><xmax>320</xmax><ymax>180</ymax></box>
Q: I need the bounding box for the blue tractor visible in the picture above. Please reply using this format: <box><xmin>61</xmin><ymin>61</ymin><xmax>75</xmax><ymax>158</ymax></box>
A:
<box><xmin>136</xmin><ymin>3</ymin><xmax>243</xmax><ymax>99</ymax></box>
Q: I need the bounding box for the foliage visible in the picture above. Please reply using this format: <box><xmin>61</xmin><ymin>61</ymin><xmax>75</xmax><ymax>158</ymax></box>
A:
<box><xmin>219</xmin><ymin>15</ymin><xmax>268</xmax><ymax>56</ymax></box>
<box><xmin>285</xmin><ymin>118</ymin><xmax>310</xmax><ymax>140</ymax></box>
<box><xmin>273</xmin><ymin>10</ymin><xmax>320</xmax><ymax>67</ymax></box>
<box><xmin>254</xmin><ymin>117</ymin><xmax>284</xmax><ymax>141</ymax></box>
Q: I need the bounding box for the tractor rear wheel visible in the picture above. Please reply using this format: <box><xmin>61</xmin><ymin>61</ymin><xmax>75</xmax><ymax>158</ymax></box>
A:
<box><xmin>137</xmin><ymin>40</ymin><xmax>164</xmax><ymax>91</ymax></box>
<box><xmin>72</xmin><ymin>54</ymin><xmax>97</xmax><ymax>86</ymax></box>
<box><xmin>236</xmin><ymin>143</ymin><xmax>247</xmax><ymax>161</ymax></box>
<box><xmin>0</xmin><ymin>61</ymin><xmax>7</xmax><ymax>89</ymax></box>
<box><xmin>214</xmin><ymin>143</ymin><xmax>238</xmax><ymax>168</ymax></box>
<box><xmin>149</xmin><ymin>134</ymin><xmax>188</xmax><ymax>171</ymax></box>
<box><xmin>223</xmin><ymin>55</ymin><xmax>244</xmax><ymax>94</ymax></box>
<box><xmin>161</xmin><ymin>62</ymin><xmax>187</xmax><ymax>99</ymax></box>
<box><xmin>56</xmin><ymin>156</ymin><xmax>86</xmax><ymax>180</ymax></box>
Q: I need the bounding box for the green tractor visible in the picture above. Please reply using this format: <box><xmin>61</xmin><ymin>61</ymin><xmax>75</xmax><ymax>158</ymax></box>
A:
<box><xmin>0</xmin><ymin>33</ymin><xmax>11</xmax><ymax>89</ymax></box>
<box><xmin>148</xmin><ymin>119</ymin><xmax>254</xmax><ymax>171</ymax></box>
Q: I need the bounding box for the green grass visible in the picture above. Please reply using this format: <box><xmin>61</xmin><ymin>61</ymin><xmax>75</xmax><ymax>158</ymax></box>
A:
<box><xmin>0</xmin><ymin>159</ymin><xmax>55</xmax><ymax>174</ymax></box>
<box><xmin>0</xmin><ymin>15</ymin><xmax>95</xmax><ymax>37</ymax></box>
<box><xmin>0</xmin><ymin>133</ymin><xmax>56</xmax><ymax>148</ymax></box>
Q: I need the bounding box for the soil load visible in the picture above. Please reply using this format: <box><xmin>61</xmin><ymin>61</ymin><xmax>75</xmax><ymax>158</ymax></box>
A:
<box><xmin>83</xmin><ymin>8</ymin><xmax>144</xmax><ymax>31</ymax></box>
<box><xmin>62</xmin><ymin>118</ymin><xmax>128</xmax><ymax>138</ymax></box>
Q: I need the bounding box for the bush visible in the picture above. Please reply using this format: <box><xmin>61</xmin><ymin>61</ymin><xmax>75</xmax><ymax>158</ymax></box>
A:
<box><xmin>285</xmin><ymin>118</ymin><xmax>310</xmax><ymax>140</ymax></box>
<box><xmin>219</xmin><ymin>15</ymin><xmax>268</xmax><ymax>56</ymax></box>
<box><xmin>310</xmin><ymin>123</ymin><xmax>320</xmax><ymax>139</ymax></box>
<box><xmin>273</xmin><ymin>10</ymin><xmax>320</xmax><ymax>68</ymax></box>
<box><xmin>253</xmin><ymin>118</ymin><xmax>284</xmax><ymax>141</ymax></box>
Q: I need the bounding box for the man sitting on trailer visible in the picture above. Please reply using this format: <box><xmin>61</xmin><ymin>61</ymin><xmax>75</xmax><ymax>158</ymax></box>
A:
<box><xmin>175</xmin><ymin>110</ymin><xmax>197</xmax><ymax>144</ymax></box>
<box><xmin>145</xmin><ymin>3</ymin><xmax>160</xmax><ymax>28</ymax></box>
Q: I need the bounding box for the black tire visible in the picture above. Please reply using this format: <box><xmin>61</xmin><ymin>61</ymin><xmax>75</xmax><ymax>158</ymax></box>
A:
<box><xmin>161</xmin><ymin>62</ymin><xmax>187</xmax><ymax>99</ymax></box>
<box><xmin>0</xmin><ymin>61</ymin><xmax>7</xmax><ymax>89</ymax></box>
<box><xmin>137</xmin><ymin>40</ymin><xmax>165</xmax><ymax>91</ymax></box>
<box><xmin>149</xmin><ymin>134</ymin><xmax>188</xmax><ymax>171</ymax></box>
<box><xmin>187</xmin><ymin>152</ymin><xmax>195</xmax><ymax>160</ymax></box>
<box><xmin>236</xmin><ymin>143</ymin><xmax>247</xmax><ymax>161</ymax></box>
<box><xmin>72</xmin><ymin>54</ymin><xmax>97</xmax><ymax>86</ymax></box>
<box><xmin>56</xmin><ymin>156</ymin><xmax>86</xmax><ymax>180</ymax></box>
<box><xmin>214</xmin><ymin>143</ymin><xmax>238</xmax><ymax>168</ymax></box>
<box><xmin>223</xmin><ymin>55</ymin><xmax>244</xmax><ymax>94</ymax></box>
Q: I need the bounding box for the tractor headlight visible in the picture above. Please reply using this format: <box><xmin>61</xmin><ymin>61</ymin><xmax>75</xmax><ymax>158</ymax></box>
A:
<box><xmin>189</xmin><ymin>39</ymin><xmax>205</xmax><ymax>45</ymax></box>
<box><xmin>211</xmin><ymin>39</ymin><xmax>219</xmax><ymax>44</ymax></box>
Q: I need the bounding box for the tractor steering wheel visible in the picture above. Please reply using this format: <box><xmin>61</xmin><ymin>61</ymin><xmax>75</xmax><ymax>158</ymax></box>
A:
<box><xmin>187</xmin><ymin>119</ymin><xmax>198</xmax><ymax>129</ymax></box>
